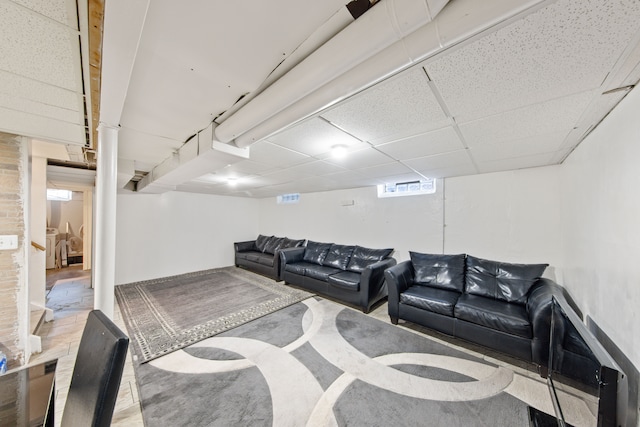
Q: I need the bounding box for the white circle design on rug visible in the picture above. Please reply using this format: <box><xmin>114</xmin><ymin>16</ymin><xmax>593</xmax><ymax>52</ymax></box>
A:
<box><xmin>149</xmin><ymin>298</ymin><xmax>521</xmax><ymax>425</ymax></box>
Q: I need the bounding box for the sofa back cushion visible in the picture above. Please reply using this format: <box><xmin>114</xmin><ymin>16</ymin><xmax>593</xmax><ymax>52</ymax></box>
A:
<box><xmin>322</xmin><ymin>244</ymin><xmax>355</xmax><ymax>270</ymax></box>
<box><xmin>302</xmin><ymin>241</ymin><xmax>332</xmax><ymax>265</ymax></box>
<box><xmin>409</xmin><ymin>252</ymin><xmax>466</xmax><ymax>292</ymax></box>
<box><xmin>263</xmin><ymin>236</ymin><xmax>284</xmax><ymax>254</ymax></box>
<box><xmin>255</xmin><ymin>234</ymin><xmax>272</xmax><ymax>252</ymax></box>
<box><xmin>465</xmin><ymin>255</ymin><xmax>548</xmax><ymax>304</ymax></box>
<box><xmin>281</xmin><ymin>238</ymin><xmax>305</xmax><ymax>249</ymax></box>
<box><xmin>347</xmin><ymin>246</ymin><xmax>394</xmax><ymax>273</ymax></box>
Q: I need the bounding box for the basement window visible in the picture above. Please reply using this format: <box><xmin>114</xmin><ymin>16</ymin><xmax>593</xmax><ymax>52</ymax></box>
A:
<box><xmin>47</xmin><ymin>189</ymin><xmax>73</xmax><ymax>201</ymax></box>
<box><xmin>377</xmin><ymin>178</ymin><xmax>436</xmax><ymax>198</ymax></box>
<box><xmin>277</xmin><ymin>193</ymin><xmax>300</xmax><ymax>204</ymax></box>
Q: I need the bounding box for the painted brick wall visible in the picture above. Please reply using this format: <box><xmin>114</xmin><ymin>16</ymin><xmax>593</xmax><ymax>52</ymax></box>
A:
<box><xmin>0</xmin><ymin>131</ymin><xmax>27</xmax><ymax>369</ymax></box>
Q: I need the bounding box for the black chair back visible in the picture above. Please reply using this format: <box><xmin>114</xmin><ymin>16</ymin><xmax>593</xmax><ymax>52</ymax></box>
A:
<box><xmin>61</xmin><ymin>309</ymin><xmax>129</xmax><ymax>427</ymax></box>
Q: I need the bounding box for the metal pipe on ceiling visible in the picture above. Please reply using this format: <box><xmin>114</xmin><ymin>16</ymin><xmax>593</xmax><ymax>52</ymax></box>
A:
<box><xmin>213</xmin><ymin>0</ymin><xmax>450</xmax><ymax>145</ymax></box>
<box><xmin>231</xmin><ymin>0</ymin><xmax>549</xmax><ymax>148</ymax></box>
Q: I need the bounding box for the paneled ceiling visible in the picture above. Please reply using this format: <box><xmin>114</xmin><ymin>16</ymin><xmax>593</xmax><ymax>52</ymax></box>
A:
<box><xmin>0</xmin><ymin>0</ymin><xmax>89</xmax><ymax>148</ymax></box>
<box><xmin>3</xmin><ymin>0</ymin><xmax>640</xmax><ymax>198</ymax></box>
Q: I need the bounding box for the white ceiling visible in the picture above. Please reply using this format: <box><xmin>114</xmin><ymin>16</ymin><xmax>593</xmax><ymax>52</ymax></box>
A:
<box><xmin>0</xmin><ymin>0</ymin><xmax>88</xmax><ymax>146</ymax></box>
<box><xmin>3</xmin><ymin>0</ymin><xmax>640</xmax><ymax>198</ymax></box>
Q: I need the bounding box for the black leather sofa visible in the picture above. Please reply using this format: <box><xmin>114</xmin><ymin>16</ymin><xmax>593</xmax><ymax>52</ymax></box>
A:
<box><xmin>281</xmin><ymin>241</ymin><xmax>396</xmax><ymax>313</ymax></box>
<box><xmin>234</xmin><ymin>234</ymin><xmax>305</xmax><ymax>281</ymax></box>
<box><xmin>384</xmin><ymin>252</ymin><xmax>563</xmax><ymax>366</ymax></box>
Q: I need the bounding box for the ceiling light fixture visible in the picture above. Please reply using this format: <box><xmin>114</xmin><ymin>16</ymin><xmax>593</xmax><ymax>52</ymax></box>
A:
<box><xmin>227</xmin><ymin>177</ymin><xmax>238</xmax><ymax>186</ymax></box>
<box><xmin>331</xmin><ymin>144</ymin><xmax>348</xmax><ymax>159</ymax></box>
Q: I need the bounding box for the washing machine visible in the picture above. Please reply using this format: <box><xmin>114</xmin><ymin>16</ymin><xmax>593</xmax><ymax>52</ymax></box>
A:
<box><xmin>46</xmin><ymin>228</ymin><xmax>58</xmax><ymax>269</ymax></box>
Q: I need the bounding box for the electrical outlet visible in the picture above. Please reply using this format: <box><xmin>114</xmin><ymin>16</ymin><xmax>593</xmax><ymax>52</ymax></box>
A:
<box><xmin>0</xmin><ymin>235</ymin><xmax>18</xmax><ymax>250</ymax></box>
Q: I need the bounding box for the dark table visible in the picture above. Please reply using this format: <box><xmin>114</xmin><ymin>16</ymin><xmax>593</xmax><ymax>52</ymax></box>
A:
<box><xmin>0</xmin><ymin>359</ymin><xmax>57</xmax><ymax>427</ymax></box>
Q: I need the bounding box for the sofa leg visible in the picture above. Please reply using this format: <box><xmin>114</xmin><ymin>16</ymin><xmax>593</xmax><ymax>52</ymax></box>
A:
<box><xmin>362</xmin><ymin>307</ymin><xmax>370</xmax><ymax>314</ymax></box>
<box><xmin>390</xmin><ymin>316</ymin><xmax>398</xmax><ymax>325</ymax></box>
<box><xmin>538</xmin><ymin>365</ymin><xmax>548</xmax><ymax>379</ymax></box>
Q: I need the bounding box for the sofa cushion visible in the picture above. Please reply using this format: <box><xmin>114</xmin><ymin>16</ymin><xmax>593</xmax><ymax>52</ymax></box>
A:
<box><xmin>255</xmin><ymin>234</ymin><xmax>272</xmax><ymax>252</ymax></box>
<box><xmin>328</xmin><ymin>271</ymin><xmax>361</xmax><ymax>291</ymax></box>
<box><xmin>465</xmin><ymin>255</ymin><xmax>548</xmax><ymax>304</ymax></box>
<box><xmin>302</xmin><ymin>241</ymin><xmax>332</xmax><ymax>265</ymax></box>
<box><xmin>454</xmin><ymin>294</ymin><xmax>532</xmax><ymax>339</ymax></box>
<box><xmin>284</xmin><ymin>261</ymin><xmax>317</xmax><ymax>276</ymax></box>
<box><xmin>400</xmin><ymin>285</ymin><xmax>460</xmax><ymax>317</ymax></box>
<box><xmin>263</xmin><ymin>236</ymin><xmax>284</xmax><ymax>254</ymax></box>
<box><xmin>281</xmin><ymin>237</ymin><xmax>305</xmax><ymax>249</ymax></box>
<box><xmin>256</xmin><ymin>253</ymin><xmax>275</xmax><ymax>267</ymax></box>
<box><xmin>347</xmin><ymin>246</ymin><xmax>394</xmax><ymax>273</ymax></box>
<box><xmin>244</xmin><ymin>252</ymin><xmax>262</xmax><ymax>263</ymax></box>
<box><xmin>323</xmin><ymin>244</ymin><xmax>355</xmax><ymax>270</ymax></box>
<box><xmin>306</xmin><ymin>265</ymin><xmax>341</xmax><ymax>281</ymax></box>
<box><xmin>409</xmin><ymin>252</ymin><xmax>466</xmax><ymax>293</ymax></box>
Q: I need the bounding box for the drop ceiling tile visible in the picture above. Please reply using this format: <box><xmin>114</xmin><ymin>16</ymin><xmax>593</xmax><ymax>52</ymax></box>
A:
<box><xmin>0</xmin><ymin>70</ymin><xmax>80</xmax><ymax>111</ymax></box>
<box><xmin>0</xmin><ymin>2</ymin><xmax>82</xmax><ymax>91</ymax></box>
<box><xmin>247</xmin><ymin>141</ymin><xmax>313</xmax><ymax>168</ymax></box>
<box><xmin>356</xmin><ymin>162</ymin><xmax>415</xmax><ymax>179</ymax></box>
<box><xmin>426</xmin><ymin>163</ymin><xmax>478</xmax><ymax>179</ymax></box>
<box><xmin>321</xmin><ymin>67</ymin><xmax>449</xmax><ymax>144</ymax></box>
<box><xmin>459</xmin><ymin>91</ymin><xmax>594</xmax><ymax>147</ymax></box>
<box><xmin>375</xmin><ymin>126</ymin><xmax>465</xmax><ymax>160</ymax></box>
<box><xmin>468</xmin><ymin>131</ymin><xmax>569</xmax><ymax>163</ymax></box>
<box><xmin>476</xmin><ymin>152</ymin><xmax>559</xmax><ymax>174</ymax></box>
<box><xmin>266</xmin><ymin>118</ymin><xmax>367</xmax><ymax>157</ymax></box>
<box><xmin>425</xmin><ymin>0</ymin><xmax>640</xmax><ymax>121</ymax></box>
<box><xmin>325</xmin><ymin>169</ymin><xmax>373</xmax><ymax>185</ymax></box>
<box><xmin>11</xmin><ymin>0</ymin><xmax>77</xmax><ymax>28</ymax></box>
<box><xmin>0</xmin><ymin>92</ymin><xmax>82</xmax><ymax>124</ymax></box>
<box><xmin>220</xmin><ymin>160</ymin><xmax>280</xmax><ymax>176</ymax></box>
<box><xmin>403</xmin><ymin>150</ymin><xmax>475</xmax><ymax>176</ymax></box>
<box><xmin>287</xmin><ymin>160</ymin><xmax>347</xmax><ymax>176</ymax></box>
<box><xmin>322</xmin><ymin>147</ymin><xmax>394</xmax><ymax>169</ymax></box>
<box><xmin>0</xmin><ymin>105</ymin><xmax>85</xmax><ymax>144</ymax></box>
<box><xmin>260</xmin><ymin>169</ymin><xmax>313</xmax><ymax>186</ymax></box>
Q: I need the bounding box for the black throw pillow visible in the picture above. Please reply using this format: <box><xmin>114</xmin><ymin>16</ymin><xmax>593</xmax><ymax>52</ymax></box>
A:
<box><xmin>465</xmin><ymin>255</ymin><xmax>548</xmax><ymax>304</ymax></box>
<box><xmin>302</xmin><ymin>241</ymin><xmax>332</xmax><ymax>265</ymax></box>
<box><xmin>255</xmin><ymin>234</ymin><xmax>272</xmax><ymax>252</ymax></box>
<box><xmin>347</xmin><ymin>246</ymin><xmax>394</xmax><ymax>273</ymax></box>
<box><xmin>409</xmin><ymin>252</ymin><xmax>466</xmax><ymax>293</ymax></box>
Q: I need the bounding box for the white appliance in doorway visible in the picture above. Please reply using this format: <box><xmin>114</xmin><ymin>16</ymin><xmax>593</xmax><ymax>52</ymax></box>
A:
<box><xmin>45</xmin><ymin>228</ymin><xmax>58</xmax><ymax>269</ymax></box>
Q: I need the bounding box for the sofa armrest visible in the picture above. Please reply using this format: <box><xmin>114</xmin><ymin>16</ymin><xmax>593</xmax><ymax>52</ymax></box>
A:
<box><xmin>235</xmin><ymin>240</ymin><xmax>257</xmax><ymax>252</ymax></box>
<box><xmin>278</xmin><ymin>247</ymin><xmax>305</xmax><ymax>280</ymax></box>
<box><xmin>358</xmin><ymin>257</ymin><xmax>397</xmax><ymax>312</ymax></box>
<box><xmin>527</xmin><ymin>278</ymin><xmax>564</xmax><ymax>367</ymax></box>
<box><xmin>384</xmin><ymin>261</ymin><xmax>414</xmax><ymax>319</ymax></box>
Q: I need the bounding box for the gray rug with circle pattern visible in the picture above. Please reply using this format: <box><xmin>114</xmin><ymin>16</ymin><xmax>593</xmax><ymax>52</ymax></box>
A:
<box><xmin>131</xmin><ymin>296</ymin><xmax>596</xmax><ymax>426</ymax></box>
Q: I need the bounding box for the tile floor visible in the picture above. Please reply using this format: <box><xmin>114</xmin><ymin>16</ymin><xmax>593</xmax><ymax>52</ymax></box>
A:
<box><xmin>29</xmin><ymin>270</ymin><xmax>144</xmax><ymax>426</ymax></box>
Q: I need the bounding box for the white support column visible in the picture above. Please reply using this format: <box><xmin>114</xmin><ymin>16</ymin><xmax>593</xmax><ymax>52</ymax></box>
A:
<box><xmin>94</xmin><ymin>123</ymin><xmax>119</xmax><ymax>319</ymax></box>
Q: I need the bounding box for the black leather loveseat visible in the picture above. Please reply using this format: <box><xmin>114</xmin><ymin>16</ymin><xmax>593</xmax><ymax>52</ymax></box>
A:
<box><xmin>234</xmin><ymin>234</ymin><xmax>305</xmax><ymax>281</ymax></box>
<box><xmin>281</xmin><ymin>241</ymin><xmax>396</xmax><ymax>313</ymax></box>
<box><xmin>384</xmin><ymin>252</ymin><xmax>563</xmax><ymax>366</ymax></box>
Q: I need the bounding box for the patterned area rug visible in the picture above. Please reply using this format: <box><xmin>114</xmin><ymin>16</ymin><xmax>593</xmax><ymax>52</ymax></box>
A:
<box><xmin>115</xmin><ymin>267</ymin><xmax>313</xmax><ymax>363</ymax></box>
<box><xmin>133</xmin><ymin>298</ymin><xmax>596</xmax><ymax>426</ymax></box>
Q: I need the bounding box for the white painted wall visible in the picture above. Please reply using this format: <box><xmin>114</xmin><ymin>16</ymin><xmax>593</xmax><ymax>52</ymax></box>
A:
<box><xmin>258</xmin><ymin>185</ymin><xmax>445</xmax><ymax>262</ymax></box>
<box><xmin>258</xmin><ymin>173</ymin><xmax>561</xmax><ymax>269</ymax></box>
<box><xmin>115</xmin><ymin>191</ymin><xmax>260</xmax><ymax>284</ymax></box>
<box><xmin>559</xmin><ymin>85</ymin><xmax>640</xmax><ymax>370</ymax></box>
<box><xmin>444</xmin><ymin>167</ymin><xmax>562</xmax><ymax>278</ymax></box>
<box><xmin>29</xmin><ymin>156</ymin><xmax>47</xmax><ymax>307</ymax></box>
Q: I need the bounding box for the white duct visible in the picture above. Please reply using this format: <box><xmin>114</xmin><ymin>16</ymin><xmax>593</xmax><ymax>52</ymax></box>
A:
<box><xmin>223</xmin><ymin>0</ymin><xmax>548</xmax><ymax>148</ymax></box>
<box><xmin>136</xmin><ymin>123</ymin><xmax>249</xmax><ymax>193</ymax></box>
<box><xmin>214</xmin><ymin>0</ymin><xmax>450</xmax><ymax>143</ymax></box>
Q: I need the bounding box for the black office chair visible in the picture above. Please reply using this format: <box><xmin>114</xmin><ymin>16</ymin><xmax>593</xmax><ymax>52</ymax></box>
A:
<box><xmin>61</xmin><ymin>309</ymin><xmax>129</xmax><ymax>427</ymax></box>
